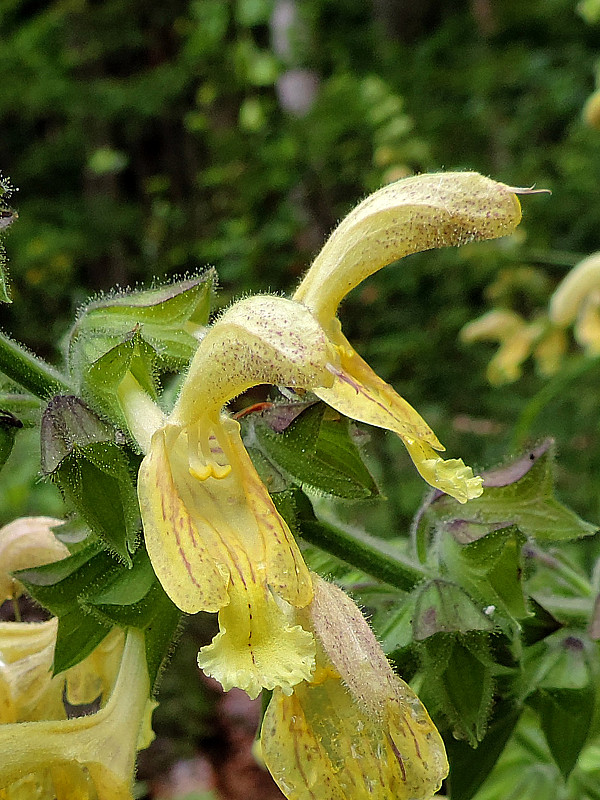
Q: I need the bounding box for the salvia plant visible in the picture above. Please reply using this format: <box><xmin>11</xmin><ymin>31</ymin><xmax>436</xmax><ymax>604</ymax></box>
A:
<box><xmin>1</xmin><ymin>171</ymin><xmax>599</xmax><ymax>800</ymax></box>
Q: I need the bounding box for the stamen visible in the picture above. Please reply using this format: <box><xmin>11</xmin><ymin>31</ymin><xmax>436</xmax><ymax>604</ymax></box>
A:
<box><xmin>187</xmin><ymin>422</ymin><xmax>233</xmax><ymax>481</ymax></box>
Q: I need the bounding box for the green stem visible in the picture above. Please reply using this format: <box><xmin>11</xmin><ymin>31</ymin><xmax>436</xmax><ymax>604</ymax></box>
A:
<box><xmin>512</xmin><ymin>355</ymin><xmax>600</xmax><ymax>449</ymax></box>
<box><xmin>299</xmin><ymin>518</ymin><xmax>430</xmax><ymax>591</ymax></box>
<box><xmin>0</xmin><ymin>331</ymin><xmax>72</xmax><ymax>398</ymax></box>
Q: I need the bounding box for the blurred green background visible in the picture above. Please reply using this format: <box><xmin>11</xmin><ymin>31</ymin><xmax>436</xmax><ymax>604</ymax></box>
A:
<box><xmin>3</xmin><ymin>1</ymin><xmax>600</xmax><ymax>796</ymax></box>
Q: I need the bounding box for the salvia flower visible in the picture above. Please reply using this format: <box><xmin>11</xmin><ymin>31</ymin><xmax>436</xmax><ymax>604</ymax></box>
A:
<box><xmin>293</xmin><ymin>171</ymin><xmax>525</xmax><ymax>502</ymax></box>
<box><xmin>261</xmin><ymin>574</ymin><xmax>448</xmax><ymax>800</ymax></box>
<box><xmin>0</xmin><ymin>517</ymin><xmax>154</xmax><ymax>799</ymax></box>
<box><xmin>134</xmin><ymin>295</ymin><xmax>339</xmax><ymax>699</ymax></box>
<box><xmin>549</xmin><ymin>252</ymin><xmax>600</xmax><ymax>355</ymax></box>
<box><xmin>460</xmin><ymin>308</ymin><xmax>565</xmax><ymax>384</ymax></box>
<box><xmin>0</xmin><ymin>627</ymin><xmax>153</xmax><ymax>800</ymax></box>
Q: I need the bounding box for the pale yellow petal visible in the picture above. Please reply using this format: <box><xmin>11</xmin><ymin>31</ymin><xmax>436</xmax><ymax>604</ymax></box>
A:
<box><xmin>403</xmin><ymin>438</ymin><xmax>483</xmax><ymax>503</ymax></box>
<box><xmin>0</xmin><ymin>620</ymin><xmax>60</xmax><ymax>724</ymax></box>
<box><xmin>261</xmin><ymin>576</ymin><xmax>448</xmax><ymax>800</ymax></box>
<box><xmin>460</xmin><ymin>309</ymin><xmax>526</xmax><ymax>344</ymax></box>
<box><xmin>533</xmin><ymin>326</ymin><xmax>567</xmax><ymax>377</ymax></box>
<box><xmin>263</xmin><ymin>675</ymin><xmax>447</xmax><ymax>800</ymax></box>
<box><xmin>137</xmin><ymin>426</ymin><xmax>230</xmax><ymax>615</ymax></box>
<box><xmin>314</xmin><ymin>330</ymin><xmax>442</xmax><ymax>448</ymax></box>
<box><xmin>65</xmin><ymin>628</ymin><xmax>125</xmax><ymax>707</ymax></box>
<box><xmin>0</xmin><ymin>629</ymin><xmax>150</xmax><ymax>800</ymax></box>
<box><xmin>550</xmin><ymin>252</ymin><xmax>600</xmax><ymax>327</ymax></box>
<box><xmin>171</xmin><ymin>295</ymin><xmax>336</xmax><ymax>427</ymax></box>
<box><xmin>312</xmin><ymin>332</ymin><xmax>481</xmax><ymax>502</ymax></box>
<box><xmin>294</xmin><ymin>172</ymin><xmax>522</xmax><ymax>325</ymax></box>
<box><xmin>197</xmin><ymin>582</ymin><xmax>315</xmax><ymax>700</ymax></box>
<box><xmin>574</xmin><ymin>291</ymin><xmax>600</xmax><ymax>354</ymax></box>
<box><xmin>139</xmin><ymin>418</ymin><xmax>312</xmax><ymax>614</ymax></box>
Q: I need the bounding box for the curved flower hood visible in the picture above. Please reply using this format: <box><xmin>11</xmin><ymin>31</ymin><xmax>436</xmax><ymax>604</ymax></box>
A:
<box><xmin>293</xmin><ymin>171</ymin><xmax>524</xmax><ymax>502</ymax></box>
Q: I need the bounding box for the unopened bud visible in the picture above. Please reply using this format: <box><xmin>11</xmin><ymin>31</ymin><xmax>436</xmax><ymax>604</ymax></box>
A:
<box><xmin>0</xmin><ymin>517</ymin><xmax>68</xmax><ymax>601</ymax></box>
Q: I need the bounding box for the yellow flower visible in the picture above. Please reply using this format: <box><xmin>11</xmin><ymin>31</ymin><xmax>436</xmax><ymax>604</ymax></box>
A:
<box><xmin>549</xmin><ymin>252</ymin><xmax>600</xmax><ymax>355</ymax></box>
<box><xmin>134</xmin><ymin>296</ymin><xmax>339</xmax><ymax>699</ymax></box>
<box><xmin>293</xmin><ymin>171</ymin><xmax>524</xmax><ymax>502</ymax></box>
<box><xmin>261</xmin><ymin>574</ymin><xmax>448</xmax><ymax>800</ymax></box>
<box><xmin>460</xmin><ymin>308</ymin><xmax>564</xmax><ymax>384</ymax></box>
<box><xmin>0</xmin><ymin>625</ymin><xmax>154</xmax><ymax>800</ymax></box>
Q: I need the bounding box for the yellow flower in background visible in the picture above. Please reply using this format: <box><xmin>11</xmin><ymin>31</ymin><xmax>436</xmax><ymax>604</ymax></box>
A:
<box><xmin>549</xmin><ymin>252</ymin><xmax>600</xmax><ymax>355</ymax></box>
<box><xmin>460</xmin><ymin>308</ymin><xmax>565</xmax><ymax>385</ymax></box>
<box><xmin>261</xmin><ymin>574</ymin><xmax>448</xmax><ymax>800</ymax></box>
<box><xmin>0</xmin><ymin>627</ymin><xmax>154</xmax><ymax>800</ymax></box>
<box><xmin>135</xmin><ymin>295</ymin><xmax>339</xmax><ymax>699</ymax></box>
<box><xmin>294</xmin><ymin>171</ymin><xmax>524</xmax><ymax>502</ymax></box>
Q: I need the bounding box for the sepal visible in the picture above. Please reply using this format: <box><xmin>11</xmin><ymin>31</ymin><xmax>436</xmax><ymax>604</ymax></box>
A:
<box><xmin>67</xmin><ymin>271</ymin><xmax>215</xmax><ymax>379</ymax></box>
<box><xmin>41</xmin><ymin>396</ymin><xmax>140</xmax><ymax>563</ymax></box>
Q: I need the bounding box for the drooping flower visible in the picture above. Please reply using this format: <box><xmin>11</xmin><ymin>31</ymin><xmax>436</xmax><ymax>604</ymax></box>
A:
<box><xmin>549</xmin><ymin>251</ymin><xmax>600</xmax><ymax>355</ymax></box>
<box><xmin>293</xmin><ymin>171</ymin><xmax>525</xmax><ymax>502</ymax></box>
<box><xmin>129</xmin><ymin>172</ymin><xmax>526</xmax><ymax>699</ymax></box>
<box><xmin>261</xmin><ymin>574</ymin><xmax>448</xmax><ymax>800</ymax></box>
<box><xmin>0</xmin><ymin>626</ymin><xmax>154</xmax><ymax>800</ymax></box>
<box><xmin>133</xmin><ymin>296</ymin><xmax>339</xmax><ymax>699</ymax></box>
<box><xmin>0</xmin><ymin>516</ymin><xmax>69</xmax><ymax>600</ymax></box>
<box><xmin>460</xmin><ymin>308</ymin><xmax>565</xmax><ymax>384</ymax></box>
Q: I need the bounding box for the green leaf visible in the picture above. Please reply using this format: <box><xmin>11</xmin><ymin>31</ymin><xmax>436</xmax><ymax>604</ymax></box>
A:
<box><xmin>85</xmin><ymin>548</ymin><xmax>182</xmax><ymax>688</ymax></box>
<box><xmin>89</xmin><ymin>547</ymin><xmax>156</xmax><ymax>606</ymax></box>
<box><xmin>17</xmin><ymin>541</ymin><xmax>181</xmax><ymax>687</ymax></box>
<box><xmin>417</xmin><ymin>440</ymin><xmax>597</xmax><ymax>545</ymax></box>
<box><xmin>252</xmin><ymin>402</ymin><xmax>378</xmax><ymax>499</ymax></box>
<box><xmin>15</xmin><ymin>544</ymin><xmax>118</xmax><ymax>617</ymax></box>
<box><xmin>520</xmin><ymin>598</ymin><xmax>562</xmax><ymax>646</ymax></box>
<box><xmin>529</xmin><ymin>688</ymin><xmax>595</xmax><ymax>778</ymax></box>
<box><xmin>53</xmin><ymin>610</ymin><xmax>111</xmax><ymax>675</ymax></box>
<box><xmin>412</xmin><ymin>580</ymin><xmax>494</xmax><ymax>640</ymax></box>
<box><xmin>0</xmin><ymin>177</ymin><xmax>16</xmax><ymax>303</ymax></box>
<box><xmin>445</xmin><ymin>698</ymin><xmax>521</xmax><ymax>800</ymax></box>
<box><xmin>41</xmin><ymin>396</ymin><xmax>140</xmax><ymax>562</ymax></box>
<box><xmin>0</xmin><ymin>249</ymin><xmax>10</xmax><ymax>303</ymax></box>
<box><xmin>93</xmin><ymin>580</ymin><xmax>181</xmax><ymax>687</ymax></box>
<box><xmin>441</xmin><ymin>524</ymin><xmax>529</xmax><ymax>621</ymax></box>
<box><xmin>419</xmin><ymin>632</ymin><xmax>495</xmax><ymax>747</ymax></box>
<box><xmin>0</xmin><ymin>408</ymin><xmax>22</xmax><ymax>469</ymax></box>
<box><xmin>67</xmin><ymin>272</ymin><xmax>215</xmax><ymax>374</ymax></box>
<box><xmin>41</xmin><ymin>395</ymin><xmax>116</xmax><ymax>475</ymax></box>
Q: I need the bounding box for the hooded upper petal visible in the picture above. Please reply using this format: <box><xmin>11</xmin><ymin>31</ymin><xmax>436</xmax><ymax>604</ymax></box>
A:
<box><xmin>294</xmin><ymin>172</ymin><xmax>522</xmax><ymax>328</ymax></box>
<box><xmin>291</xmin><ymin>172</ymin><xmax>524</xmax><ymax>502</ymax></box>
<box><xmin>170</xmin><ymin>295</ymin><xmax>337</xmax><ymax>427</ymax></box>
